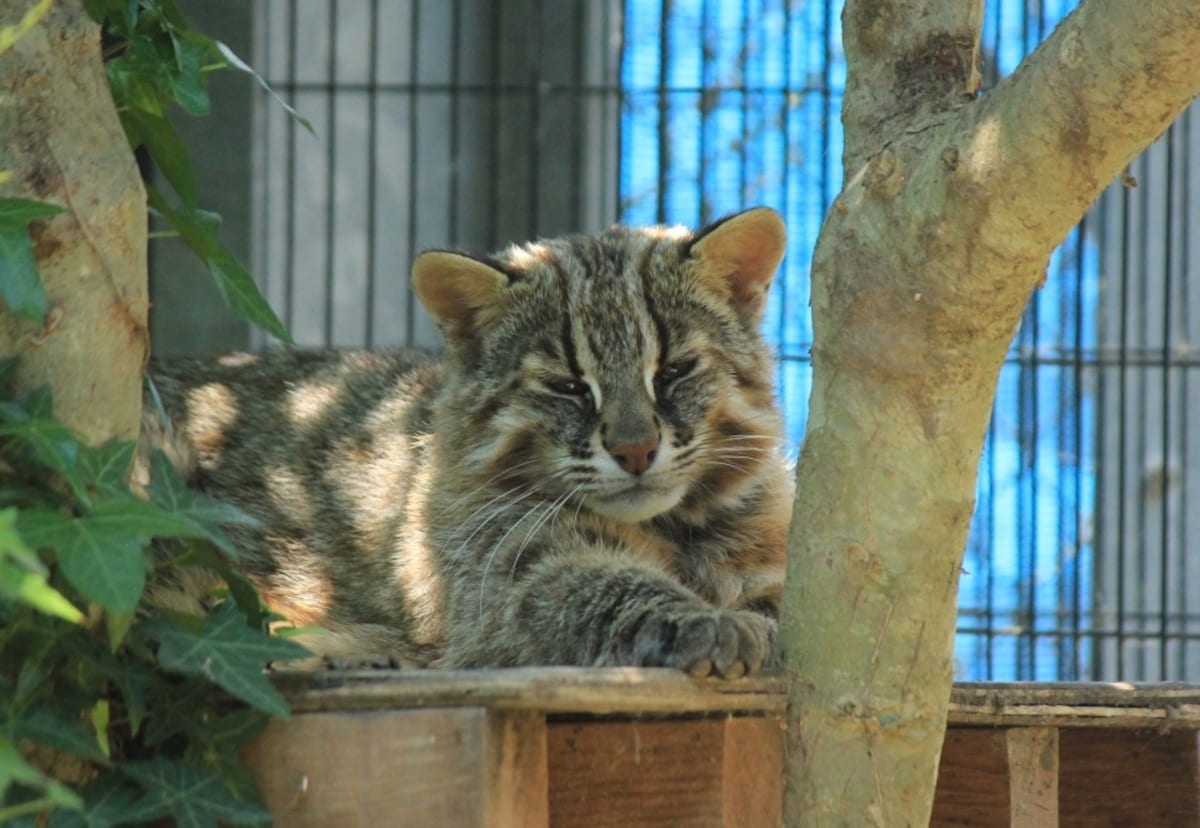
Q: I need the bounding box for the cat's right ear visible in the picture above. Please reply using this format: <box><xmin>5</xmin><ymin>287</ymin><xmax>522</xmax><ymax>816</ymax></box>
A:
<box><xmin>412</xmin><ymin>251</ymin><xmax>511</xmax><ymax>339</ymax></box>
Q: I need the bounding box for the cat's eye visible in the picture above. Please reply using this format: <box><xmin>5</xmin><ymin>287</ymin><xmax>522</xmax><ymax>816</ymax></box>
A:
<box><xmin>546</xmin><ymin>377</ymin><xmax>590</xmax><ymax>397</ymax></box>
<box><xmin>657</xmin><ymin>358</ymin><xmax>697</xmax><ymax>385</ymax></box>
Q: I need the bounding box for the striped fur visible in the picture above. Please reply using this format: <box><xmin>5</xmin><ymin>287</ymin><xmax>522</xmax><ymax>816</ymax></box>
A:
<box><xmin>145</xmin><ymin>208</ymin><xmax>793</xmax><ymax>677</ymax></box>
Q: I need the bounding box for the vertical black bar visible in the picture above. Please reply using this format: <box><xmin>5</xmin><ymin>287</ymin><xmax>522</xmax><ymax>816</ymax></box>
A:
<box><xmin>1135</xmin><ymin>150</ymin><xmax>1151</xmax><ymax>679</ymax></box>
<box><xmin>1072</xmin><ymin>217</ymin><xmax>1086</xmax><ymax>680</ymax></box>
<box><xmin>1116</xmin><ymin>171</ymin><xmax>1132</xmax><ymax>679</ymax></box>
<box><xmin>611</xmin><ymin>0</ymin><xmax>624</xmax><ymax>224</ymax></box>
<box><xmin>1016</xmin><ymin>308</ymin><xmax>1030</xmax><ymax>679</ymax></box>
<box><xmin>774</xmin><ymin>0</ymin><xmax>790</xmax><ymax>378</ymax></box>
<box><xmin>570</xmin><ymin>0</ymin><xmax>584</xmax><ymax>230</ymax></box>
<box><xmin>284</xmin><ymin>0</ymin><xmax>299</xmax><ymax>334</ymax></box>
<box><xmin>1029</xmin><ymin>295</ymin><xmax>1041</xmax><ymax>678</ymax></box>
<box><xmin>737</xmin><ymin>0</ymin><xmax>749</xmax><ymax>206</ymax></box>
<box><xmin>404</xmin><ymin>0</ymin><xmax>420</xmax><ymax>347</ymax></box>
<box><xmin>448</xmin><ymin>0</ymin><xmax>462</xmax><ymax>243</ymax></box>
<box><xmin>257</xmin><ymin>2</ymin><xmax>272</xmax><ymax>314</ymax></box>
<box><xmin>985</xmin><ymin>413</ymin><xmax>998</xmax><ymax>679</ymax></box>
<box><xmin>364</xmin><ymin>0</ymin><xmax>380</xmax><ymax>346</ymax></box>
<box><xmin>1160</xmin><ymin>123</ymin><xmax>1176</xmax><ymax>679</ymax></box>
<box><xmin>487</xmin><ymin>2</ymin><xmax>501</xmax><ymax>246</ymax></box>
<box><xmin>656</xmin><ymin>0</ymin><xmax>670</xmax><ymax>223</ymax></box>
<box><xmin>819</xmin><ymin>0</ymin><xmax>833</xmax><ymax>211</ymax></box>
<box><xmin>1178</xmin><ymin>110</ymin><xmax>1192</xmax><ymax>680</ymax></box>
<box><xmin>323</xmin><ymin>0</ymin><xmax>338</xmax><ymax>347</ymax></box>
<box><xmin>1060</xmin><ymin>232</ymin><xmax>1070</xmax><ymax>676</ymax></box>
<box><xmin>528</xmin><ymin>0</ymin><xmax>545</xmax><ymax>236</ymax></box>
<box><xmin>698</xmin><ymin>0</ymin><xmax>710</xmax><ymax>221</ymax></box>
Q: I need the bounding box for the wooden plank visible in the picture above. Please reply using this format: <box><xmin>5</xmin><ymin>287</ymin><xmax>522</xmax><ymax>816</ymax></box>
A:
<box><xmin>278</xmin><ymin>667</ymin><xmax>788</xmax><ymax>716</ymax></box>
<box><xmin>242</xmin><ymin>707</ymin><xmax>549</xmax><ymax>827</ymax></box>
<box><xmin>1059</xmin><ymin>729</ymin><xmax>1200</xmax><ymax>827</ymax></box>
<box><xmin>931</xmin><ymin>729</ymin><xmax>1011</xmax><ymax>827</ymax></box>
<box><xmin>1006</xmin><ymin>728</ymin><xmax>1058</xmax><ymax>827</ymax></box>
<box><xmin>277</xmin><ymin>669</ymin><xmax>1200</xmax><ymax>729</ymax></box>
<box><xmin>483</xmin><ymin>711</ymin><xmax>549</xmax><ymax>828</ymax></box>
<box><xmin>722</xmin><ymin>717</ymin><xmax>784</xmax><ymax>828</ymax></box>
<box><xmin>948</xmin><ymin>682</ymin><xmax>1200</xmax><ymax>728</ymax></box>
<box><xmin>547</xmin><ymin>718</ymin><xmax>727</xmax><ymax>827</ymax></box>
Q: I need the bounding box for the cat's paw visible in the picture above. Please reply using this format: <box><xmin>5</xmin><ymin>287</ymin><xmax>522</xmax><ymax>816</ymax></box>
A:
<box><xmin>631</xmin><ymin>607</ymin><xmax>775</xmax><ymax>678</ymax></box>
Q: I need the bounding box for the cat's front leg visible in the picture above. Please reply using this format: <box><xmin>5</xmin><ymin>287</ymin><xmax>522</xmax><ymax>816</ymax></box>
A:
<box><xmin>500</xmin><ymin>549</ymin><xmax>775</xmax><ymax>678</ymax></box>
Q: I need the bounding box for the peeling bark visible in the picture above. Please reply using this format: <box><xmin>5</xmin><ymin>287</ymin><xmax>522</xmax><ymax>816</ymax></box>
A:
<box><xmin>0</xmin><ymin>0</ymin><xmax>147</xmax><ymax>445</ymax></box>
<box><xmin>779</xmin><ymin>1</ymin><xmax>1200</xmax><ymax>825</ymax></box>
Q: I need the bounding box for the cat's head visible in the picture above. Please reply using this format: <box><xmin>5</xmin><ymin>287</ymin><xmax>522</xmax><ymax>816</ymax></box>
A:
<box><xmin>412</xmin><ymin>207</ymin><xmax>787</xmax><ymax>524</ymax></box>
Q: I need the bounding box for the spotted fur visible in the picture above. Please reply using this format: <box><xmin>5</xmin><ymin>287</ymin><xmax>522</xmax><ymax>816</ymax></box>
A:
<box><xmin>145</xmin><ymin>207</ymin><xmax>794</xmax><ymax>677</ymax></box>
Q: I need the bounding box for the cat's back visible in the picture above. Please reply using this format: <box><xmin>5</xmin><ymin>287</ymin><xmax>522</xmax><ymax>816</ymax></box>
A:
<box><xmin>145</xmin><ymin>348</ymin><xmax>442</xmax><ymax>491</ymax></box>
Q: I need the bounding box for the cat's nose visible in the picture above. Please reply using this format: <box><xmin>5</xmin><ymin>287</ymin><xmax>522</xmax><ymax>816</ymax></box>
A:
<box><xmin>607</xmin><ymin>435</ymin><xmax>659</xmax><ymax>476</ymax></box>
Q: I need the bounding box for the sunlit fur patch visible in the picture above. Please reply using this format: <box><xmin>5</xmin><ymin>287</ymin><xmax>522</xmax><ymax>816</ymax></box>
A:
<box><xmin>183</xmin><ymin>383</ymin><xmax>240</xmax><ymax>467</ymax></box>
<box><xmin>255</xmin><ymin>535</ymin><xmax>333</xmax><ymax>628</ymax></box>
<box><xmin>216</xmin><ymin>352</ymin><xmax>261</xmax><ymax>368</ymax></box>
<box><xmin>264</xmin><ymin>464</ymin><xmax>314</xmax><ymax>524</ymax></box>
<box><xmin>287</xmin><ymin>378</ymin><xmax>342</xmax><ymax>425</ymax></box>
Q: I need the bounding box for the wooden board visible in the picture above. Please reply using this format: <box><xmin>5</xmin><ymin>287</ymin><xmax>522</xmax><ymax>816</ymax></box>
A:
<box><xmin>277</xmin><ymin>667</ymin><xmax>787</xmax><ymax>716</ymax></box>
<box><xmin>1059</xmin><ymin>729</ymin><xmax>1199</xmax><ymax>827</ymax></box>
<box><xmin>932</xmin><ymin>729</ymin><xmax>1012</xmax><ymax>826</ymax></box>
<box><xmin>243</xmin><ymin>707</ymin><xmax>547</xmax><ymax>827</ymax></box>
<box><xmin>275</xmin><ymin>669</ymin><xmax>1200</xmax><ymax>729</ymax></box>
<box><xmin>546</xmin><ymin>716</ymin><xmax>782</xmax><ymax>827</ymax></box>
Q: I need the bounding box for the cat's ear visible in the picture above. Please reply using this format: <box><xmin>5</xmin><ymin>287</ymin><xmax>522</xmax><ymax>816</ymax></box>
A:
<box><xmin>689</xmin><ymin>207</ymin><xmax>786</xmax><ymax>323</ymax></box>
<box><xmin>412</xmin><ymin>251</ymin><xmax>511</xmax><ymax>338</ymax></box>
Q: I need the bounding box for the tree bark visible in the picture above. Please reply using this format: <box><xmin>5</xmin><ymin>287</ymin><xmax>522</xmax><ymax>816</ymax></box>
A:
<box><xmin>0</xmin><ymin>0</ymin><xmax>147</xmax><ymax>445</ymax></box>
<box><xmin>779</xmin><ymin>1</ymin><xmax>1200</xmax><ymax>825</ymax></box>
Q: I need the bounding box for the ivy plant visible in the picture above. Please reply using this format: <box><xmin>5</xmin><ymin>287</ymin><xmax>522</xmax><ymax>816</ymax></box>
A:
<box><xmin>0</xmin><ymin>1</ymin><xmax>313</xmax><ymax>823</ymax></box>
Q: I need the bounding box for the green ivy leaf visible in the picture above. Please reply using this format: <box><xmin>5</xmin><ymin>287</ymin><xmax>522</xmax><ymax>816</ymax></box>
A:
<box><xmin>75</xmin><ymin>441</ymin><xmax>136</xmax><ymax>498</ymax></box>
<box><xmin>0</xmin><ymin>507</ymin><xmax>82</xmax><ymax>624</ymax></box>
<box><xmin>145</xmin><ymin>451</ymin><xmax>260</xmax><ymax>557</ymax></box>
<box><xmin>0</xmin><ymin>396</ymin><xmax>83</xmax><ymax>496</ymax></box>
<box><xmin>110</xmin><ymin>662</ymin><xmax>154</xmax><ymax>738</ymax></box>
<box><xmin>0</xmin><ymin>196</ymin><xmax>64</xmax><ymax>322</ymax></box>
<box><xmin>121</xmin><ymin>110</ymin><xmax>197</xmax><ymax>208</ymax></box>
<box><xmin>173</xmin><ymin>541</ymin><xmax>266</xmax><ymax>627</ymax></box>
<box><xmin>47</xmin><ymin>773</ymin><xmax>141</xmax><ymax>828</ymax></box>
<box><xmin>147</xmin><ymin>188</ymin><xmax>292</xmax><ymax>343</ymax></box>
<box><xmin>145</xmin><ymin>603</ymin><xmax>308</xmax><ymax>718</ymax></box>
<box><xmin>166</xmin><ymin>32</ymin><xmax>212</xmax><ymax>116</ymax></box>
<box><xmin>87</xmin><ymin>496</ymin><xmax>219</xmax><ymax>544</ymax></box>
<box><xmin>0</xmin><ymin>559</ymin><xmax>83</xmax><ymax>623</ymax></box>
<box><xmin>198</xmin><ymin>708</ymin><xmax>269</xmax><ymax>752</ymax></box>
<box><xmin>16</xmin><ymin>509</ymin><xmax>146</xmax><ymax>613</ymax></box>
<box><xmin>14</xmin><ymin>709</ymin><xmax>108</xmax><ymax>765</ymax></box>
<box><xmin>0</xmin><ymin>735</ymin><xmax>82</xmax><ymax>812</ymax></box>
<box><xmin>119</xmin><ymin>758</ymin><xmax>271</xmax><ymax>828</ymax></box>
<box><xmin>0</xmin><ymin>198</ymin><xmax>65</xmax><ymax>225</ymax></box>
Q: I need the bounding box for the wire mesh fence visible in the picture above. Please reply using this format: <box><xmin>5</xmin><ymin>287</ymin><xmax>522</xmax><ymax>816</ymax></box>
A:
<box><xmin>173</xmin><ymin>0</ymin><xmax>1200</xmax><ymax>681</ymax></box>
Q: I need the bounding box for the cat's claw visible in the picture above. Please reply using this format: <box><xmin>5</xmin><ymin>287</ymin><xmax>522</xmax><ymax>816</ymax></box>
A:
<box><xmin>632</xmin><ymin>607</ymin><xmax>774</xmax><ymax>678</ymax></box>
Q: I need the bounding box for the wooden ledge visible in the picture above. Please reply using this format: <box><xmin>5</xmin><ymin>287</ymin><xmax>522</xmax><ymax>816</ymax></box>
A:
<box><xmin>275</xmin><ymin>667</ymin><xmax>789</xmax><ymax>716</ymax></box>
<box><xmin>273</xmin><ymin>667</ymin><xmax>1200</xmax><ymax>729</ymax></box>
<box><xmin>251</xmin><ymin>670</ymin><xmax>1200</xmax><ymax>825</ymax></box>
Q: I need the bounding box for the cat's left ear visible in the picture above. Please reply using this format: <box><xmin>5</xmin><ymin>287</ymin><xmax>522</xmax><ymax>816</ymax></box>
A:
<box><xmin>689</xmin><ymin>207</ymin><xmax>786</xmax><ymax>324</ymax></box>
<box><xmin>412</xmin><ymin>251</ymin><xmax>511</xmax><ymax>339</ymax></box>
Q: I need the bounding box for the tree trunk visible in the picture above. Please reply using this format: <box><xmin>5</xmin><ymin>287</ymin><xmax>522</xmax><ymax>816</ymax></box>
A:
<box><xmin>778</xmin><ymin>1</ymin><xmax>1200</xmax><ymax>824</ymax></box>
<box><xmin>0</xmin><ymin>0</ymin><xmax>147</xmax><ymax>445</ymax></box>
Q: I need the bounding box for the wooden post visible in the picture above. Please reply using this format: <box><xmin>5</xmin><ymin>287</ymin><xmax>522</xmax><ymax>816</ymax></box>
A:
<box><xmin>1005</xmin><ymin>728</ymin><xmax>1058</xmax><ymax>827</ymax></box>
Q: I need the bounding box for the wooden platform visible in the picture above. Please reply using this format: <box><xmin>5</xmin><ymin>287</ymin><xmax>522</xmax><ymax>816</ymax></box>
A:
<box><xmin>243</xmin><ymin>669</ymin><xmax>1200</xmax><ymax>826</ymax></box>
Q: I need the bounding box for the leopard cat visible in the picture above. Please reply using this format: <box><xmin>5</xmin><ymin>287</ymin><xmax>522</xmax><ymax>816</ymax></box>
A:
<box><xmin>142</xmin><ymin>207</ymin><xmax>794</xmax><ymax>678</ymax></box>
